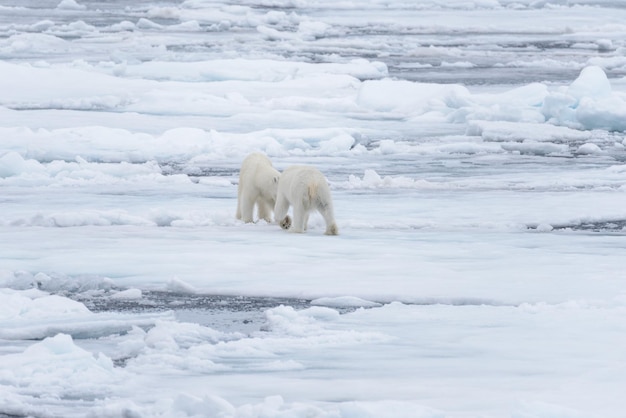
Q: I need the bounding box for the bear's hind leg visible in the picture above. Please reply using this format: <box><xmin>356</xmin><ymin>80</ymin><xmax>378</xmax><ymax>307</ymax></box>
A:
<box><xmin>240</xmin><ymin>193</ymin><xmax>257</xmax><ymax>223</ymax></box>
<box><xmin>236</xmin><ymin>203</ymin><xmax>242</xmax><ymax>220</ymax></box>
<box><xmin>236</xmin><ymin>185</ymin><xmax>243</xmax><ymax>220</ymax></box>
<box><xmin>257</xmin><ymin>198</ymin><xmax>273</xmax><ymax>223</ymax></box>
<box><xmin>318</xmin><ymin>202</ymin><xmax>338</xmax><ymax>235</ymax></box>
<box><xmin>303</xmin><ymin>212</ymin><xmax>310</xmax><ymax>231</ymax></box>
<box><xmin>274</xmin><ymin>193</ymin><xmax>291</xmax><ymax>230</ymax></box>
<box><xmin>289</xmin><ymin>203</ymin><xmax>307</xmax><ymax>233</ymax></box>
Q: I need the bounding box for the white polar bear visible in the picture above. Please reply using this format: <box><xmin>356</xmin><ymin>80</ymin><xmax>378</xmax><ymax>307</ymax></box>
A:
<box><xmin>274</xmin><ymin>165</ymin><xmax>338</xmax><ymax>235</ymax></box>
<box><xmin>236</xmin><ymin>152</ymin><xmax>280</xmax><ymax>223</ymax></box>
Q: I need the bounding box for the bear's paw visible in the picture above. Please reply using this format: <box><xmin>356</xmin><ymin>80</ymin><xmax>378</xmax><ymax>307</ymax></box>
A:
<box><xmin>279</xmin><ymin>215</ymin><xmax>292</xmax><ymax>230</ymax></box>
<box><xmin>325</xmin><ymin>223</ymin><xmax>339</xmax><ymax>236</ymax></box>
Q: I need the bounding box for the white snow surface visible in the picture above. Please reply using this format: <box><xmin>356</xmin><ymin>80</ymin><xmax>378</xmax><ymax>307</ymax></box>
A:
<box><xmin>1</xmin><ymin>0</ymin><xmax>626</xmax><ymax>417</ymax></box>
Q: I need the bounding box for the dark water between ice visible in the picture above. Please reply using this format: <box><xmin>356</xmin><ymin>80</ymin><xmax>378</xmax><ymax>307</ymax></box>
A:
<box><xmin>79</xmin><ymin>291</ymin><xmax>314</xmax><ymax>333</ymax></box>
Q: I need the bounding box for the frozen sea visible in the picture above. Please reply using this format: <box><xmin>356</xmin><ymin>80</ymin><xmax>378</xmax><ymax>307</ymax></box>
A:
<box><xmin>1</xmin><ymin>0</ymin><xmax>626</xmax><ymax>417</ymax></box>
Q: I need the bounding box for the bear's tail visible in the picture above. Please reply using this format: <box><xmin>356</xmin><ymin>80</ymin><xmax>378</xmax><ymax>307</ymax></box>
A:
<box><xmin>307</xmin><ymin>182</ymin><xmax>319</xmax><ymax>201</ymax></box>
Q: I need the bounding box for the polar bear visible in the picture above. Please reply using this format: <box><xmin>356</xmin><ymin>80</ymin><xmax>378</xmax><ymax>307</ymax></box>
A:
<box><xmin>274</xmin><ymin>165</ymin><xmax>338</xmax><ymax>235</ymax></box>
<box><xmin>236</xmin><ymin>153</ymin><xmax>280</xmax><ymax>223</ymax></box>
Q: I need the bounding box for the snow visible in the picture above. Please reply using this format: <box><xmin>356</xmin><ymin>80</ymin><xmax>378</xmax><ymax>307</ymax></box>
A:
<box><xmin>56</xmin><ymin>0</ymin><xmax>87</xmax><ymax>11</ymax></box>
<box><xmin>1</xmin><ymin>0</ymin><xmax>626</xmax><ymax>417</ymax></box>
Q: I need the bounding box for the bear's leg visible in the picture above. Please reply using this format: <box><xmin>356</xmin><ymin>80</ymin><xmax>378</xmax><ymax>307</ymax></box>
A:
<box><xmin>236</xmin><ymin>185</ymin><xmax>243</xmax><ymax>220</ymax></box>
<box><xmin>257</xmin><ymin>198</ymin><xmax>273</xmax><ymax>223</ymax></box>
<box><xmin>236</xmin><ymin>204</ymin><xmax>242</xmax><ymax>220</ymax></box>
<box><xmin>274</xmin><ymin>193</ymin><xmax>291</xmax><ymax>230</ymax></box>
<box><xmin>240</xmin><ymin>193</ymin><xmax>257</xmax><ymax>223</ymax></box>
<box><xmin>318</xmin><ymin>203</ymin><xmax>338</xmax><ymax>236</ymax></box>
<box><xmin>289</xmin><ymin>203</ymin><xmax>307</xmax><ymax>233</ymax></box>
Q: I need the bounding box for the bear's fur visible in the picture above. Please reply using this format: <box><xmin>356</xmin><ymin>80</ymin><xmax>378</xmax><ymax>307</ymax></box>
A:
<box><xmin>236</xmin><ymin>153</ymin><xmax>280</xmax><ymax>223</ymax></box>
<box><xmin>274</xmin><ymin>165</ymin><xmax>338</xmax><ymax>235</ymax></box>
